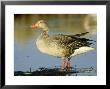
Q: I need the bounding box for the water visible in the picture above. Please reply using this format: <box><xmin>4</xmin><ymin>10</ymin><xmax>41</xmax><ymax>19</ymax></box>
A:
<box><xmin>14</xmin><ymin>67</ymin><xmax>96</xmax><ymax>76</ymax></box>
<box><xmin>14</xmin><ymin>14</ymin><xmax>97</xmax><ymax>76</ymax></box>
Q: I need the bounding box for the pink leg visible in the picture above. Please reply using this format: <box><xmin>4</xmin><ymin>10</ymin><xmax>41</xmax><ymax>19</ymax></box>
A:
<box><xmin>67</xmin><ymin>57</ymin><xmax>71</xmax><ymax>69</ymax></box>
<box><xmin>61</xmin><ymin>57</ymin><xmax>66</xmax><ymax>71</ymax></box>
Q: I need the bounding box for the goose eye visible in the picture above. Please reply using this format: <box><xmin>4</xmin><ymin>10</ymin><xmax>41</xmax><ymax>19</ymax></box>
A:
<box><xmin>39</xmin><ymin>21</ymin><xmax>42</xmax><ymax>23</ymax></box>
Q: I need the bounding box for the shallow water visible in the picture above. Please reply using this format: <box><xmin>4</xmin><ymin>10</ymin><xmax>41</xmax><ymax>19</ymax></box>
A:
<box><xmin>14</xmin><ymin>14</ymin><xmax>97</xmax><ymax>76</ymax></box>
<box><xmin>14</xmin><ymin>66</ymin><xmax>96</xmax><ymax>76</ymax></box>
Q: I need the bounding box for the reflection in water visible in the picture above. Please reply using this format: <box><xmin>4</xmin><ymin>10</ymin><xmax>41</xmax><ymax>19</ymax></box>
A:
<box><xmin>14</xmin><ymin>14</ymin><xmax>97</xmax><ymax>76</ymax></box>
<box><xmin>14</xmin><ymin>14</ymin><xmax>97</xmax><ymax>45</ymax></box>
<box><xmin>84</xmin><ymin>14</ymin><xmax>97</xmax><ymax>35</ymax></box>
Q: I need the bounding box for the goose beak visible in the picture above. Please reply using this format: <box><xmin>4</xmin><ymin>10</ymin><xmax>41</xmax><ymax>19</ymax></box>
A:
<box><xmin>30</xmin><ymin>23</ymin><xmax>38</xmax><ymax>29</ymax></box>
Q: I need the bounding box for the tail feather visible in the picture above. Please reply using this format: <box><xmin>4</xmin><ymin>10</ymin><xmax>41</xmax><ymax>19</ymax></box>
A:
<box><xmin>71</xmin><ymin>47</ymin><xmax>95</xmax><ymax>56</ymax></box>
<box><xmin>73</xmin><ymin>32</ymin><xmax>89</xmax><ymax>37</ymax></box>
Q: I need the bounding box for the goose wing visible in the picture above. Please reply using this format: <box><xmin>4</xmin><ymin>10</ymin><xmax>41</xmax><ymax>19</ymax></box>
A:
<box><xmin>50</xmin><ymin>33</ymin><xmax>93</xmax><ymax>49</ymax></box>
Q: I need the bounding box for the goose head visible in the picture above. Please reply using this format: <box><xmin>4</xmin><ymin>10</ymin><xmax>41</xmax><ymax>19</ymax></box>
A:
<box><xmin>31</xmin><ymin>20</ymin><xmax>48</xmax><ymax>31</ymax></box>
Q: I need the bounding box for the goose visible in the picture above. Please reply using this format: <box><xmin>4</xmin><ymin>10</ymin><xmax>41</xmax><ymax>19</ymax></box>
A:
<box><xmin>30</xmin><ymin>20</ymin><xmax>95</xmax><ymax>71</ymax></box>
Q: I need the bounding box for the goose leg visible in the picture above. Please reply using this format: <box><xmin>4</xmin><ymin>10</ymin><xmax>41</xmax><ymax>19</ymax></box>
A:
<box><xmin>61</xmin><ymin>57</ymin><xmax>66</xmax><ymax>71</ymax></box>
<box><xmin>66</xmin><ymin>57</ymin><xmax>71</xmax><ymax>69</ymax></box>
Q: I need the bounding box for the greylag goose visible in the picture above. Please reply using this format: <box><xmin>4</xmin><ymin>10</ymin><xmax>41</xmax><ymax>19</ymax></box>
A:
<box><xmin>31</xmin><ymin>20</ymin><xmax>95</xmax><ymax>71</ymax></box>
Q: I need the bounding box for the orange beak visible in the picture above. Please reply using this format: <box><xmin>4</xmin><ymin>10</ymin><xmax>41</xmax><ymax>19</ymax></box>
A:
<box><xmin>30</xmin><ymin>23</ymin><xmax>38</xmax><ymax>29</ymax></box>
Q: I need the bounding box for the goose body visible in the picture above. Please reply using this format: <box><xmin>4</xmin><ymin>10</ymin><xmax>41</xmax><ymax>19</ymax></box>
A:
<box><xmin>31</xmin><ymin>20</ymin><xmax>95</xmax><ymax>70</ymax></box>
<box><xmin>36</xmin><ymin>34</ymin><xmax>94</xmax><ymax>58</ymax></box>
